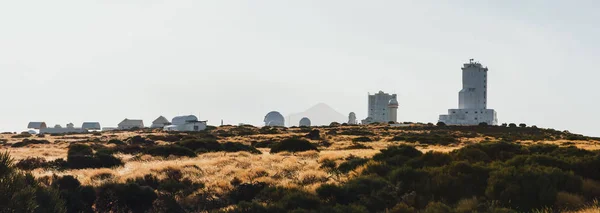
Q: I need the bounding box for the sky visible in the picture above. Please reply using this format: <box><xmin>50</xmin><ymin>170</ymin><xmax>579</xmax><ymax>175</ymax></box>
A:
<box><xmin>0</xmin><ymin>0</ymin><xmax>599</xmax><ymax>136</ymax></box>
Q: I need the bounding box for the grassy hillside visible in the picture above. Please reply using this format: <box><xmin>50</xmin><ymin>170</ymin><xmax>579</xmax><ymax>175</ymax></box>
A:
<box><xmin>0</xmin><ymin>123</ymin><xmax>599</xmax><ymax>212</ymax></box>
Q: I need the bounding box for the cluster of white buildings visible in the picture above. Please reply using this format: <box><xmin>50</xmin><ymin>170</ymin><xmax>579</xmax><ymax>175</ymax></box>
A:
<box><xmin>26</xmin><ymin>115</ymin><xmax>208</xmax><ymax>133</ymax></box>
<box><xmin>25</xmin><ymin>59</ymin><xmax>499</xmax><ymax>132</ymax></box>
<box><xmin>263</xmin><ymin>59</ymin><xmax>499</xmax><ymax>127</ymax></box>
<box><xmin>26</xmin><ymin>122</ymin><xmax>101</xmax><ymax>134</ymax></box>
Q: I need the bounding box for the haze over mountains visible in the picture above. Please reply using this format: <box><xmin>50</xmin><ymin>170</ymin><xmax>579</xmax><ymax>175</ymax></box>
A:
<box><xmin>287</xmin><ymin>103</ymin><xmax>346</xmax><ymax>126</ymax></box>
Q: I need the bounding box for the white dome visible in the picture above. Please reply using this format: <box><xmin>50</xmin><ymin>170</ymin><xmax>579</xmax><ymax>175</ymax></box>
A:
<box><xmin>389</xmin><ymin>98</ymin><xmax>399</xmax><ymax>106</ymax></box>
<box><xmin>264</xmin><ymin>111</ymin><xmax>285</xmax><ymax>127</ymax></box>
<box><xmin>172</xmin><ymin>115</ymin><xmax>199</xmax><ymax>125</ymax></box>
<box><xmin>299</xmin><ymin>117</ymin><xmax>311</xmax><ymax>127</ymax></box>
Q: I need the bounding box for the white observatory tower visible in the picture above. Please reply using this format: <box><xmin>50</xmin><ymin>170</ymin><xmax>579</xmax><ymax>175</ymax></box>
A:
<box><xmin>459</xmin><ymin>58</ymin><xmax>488</xmax><ymax>109</ymax></box>
<box><xmin>439</xmin><ymin>59</ymin><xmax>498</xmax><ymax>125</ymax></box>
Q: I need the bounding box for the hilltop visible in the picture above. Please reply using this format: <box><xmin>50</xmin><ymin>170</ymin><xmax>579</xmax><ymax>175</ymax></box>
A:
<box><xmin>0</xmin><ymin>123</ymin><xmax>599</xmax><ymax>212</ymax></box>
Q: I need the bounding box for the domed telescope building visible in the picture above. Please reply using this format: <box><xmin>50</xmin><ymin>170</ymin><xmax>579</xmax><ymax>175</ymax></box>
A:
<box><xmin>348</xmin><ymin>112</ymin><xmax>357</xmax><ymax>125</ymax></box>
<box><xmin>264</xmin><ymin>111</ymin><xmax>285</xmax><ymax>127</ymax></box>
<box><xmin>299</xmin><ymin>117</ymin><xmax>311</xmax><ymax>127</ymax></box>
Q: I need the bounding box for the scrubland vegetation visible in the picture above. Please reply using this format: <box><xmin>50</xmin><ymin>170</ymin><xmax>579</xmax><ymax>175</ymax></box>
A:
<box><xmin>1</xmin><ymin>123</ymin><xmax>600</xmax><ymax>212</ymax></box>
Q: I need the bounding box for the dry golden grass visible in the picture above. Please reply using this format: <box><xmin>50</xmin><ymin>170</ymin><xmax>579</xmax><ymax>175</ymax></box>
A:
<box><xmin>2</xmin><ymin>125</ymin><xmax>599</xmax><ymax>202</ymax></box>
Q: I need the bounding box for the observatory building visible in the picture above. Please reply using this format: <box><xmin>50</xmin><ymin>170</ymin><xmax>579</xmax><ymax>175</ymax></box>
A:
<box><xmin>264</xmin><ymin>111</ymin><xmax>285</xmax><ymax>127</ymax></box>
<box><xmin>151</xmin><ymin>116</ymin><xmax>170</xmax><ymax>128</ymax></box>
<box><xmin>348</xmin><ymin>112</ymin><xmax>357</xmax><ymax>125</ymax></box>
<box><xmin>41</xmin><ymin>123</ymin><xmax>87</xmax><ymax>134</ymax></box>
<box><xmin>163</xmin><ymin>115</ymin><xmax>207</xmax><ymax>132</ymax></box>
<box><xmin>439</xmin><ymin>59</ymin><xmax>498</xmax><ymax>125</ymax></box>
<box><xmin>82</xmin><ymin>122</ymin><xmax>101</xmax><ymax>130</ymax></box>
<box><xmin>118</xmin><ymin>119</ymin><xmax>144</xmax><ymax>130</ymax></box>
<box><xmin>299</xmin><ymin>117</ymin><xmax>311</xmax><ymax>127</ymax></box>
<box><xmin>361</xmin><ymin>91</ymin><xmax>399</xmax><ymax>124</ymax></box>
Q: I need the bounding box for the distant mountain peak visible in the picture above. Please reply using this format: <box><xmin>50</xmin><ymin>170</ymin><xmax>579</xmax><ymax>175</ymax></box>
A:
<box><xmin>287</xmin><ymin>103</ymin><xmax>346</xmax><ymax>126</ymax></box>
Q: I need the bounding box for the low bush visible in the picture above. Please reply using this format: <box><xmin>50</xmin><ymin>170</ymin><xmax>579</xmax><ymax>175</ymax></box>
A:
<box><xmin>107</xmin><ymin>139</ymin><xmax>126</xmax><ymax>145</ymax></box>
<box><xmin>15</xmin><ymin>157</ymin><xmax>48</xmax><ymax>170</ymax></box>
<box><xmin>342</xmin><ymin>143</ymin><xmax>372</xmax><ymax>150</ymax></box>
<box><xmin>270</xmin><ymin>138</ymin><xmax>318</xmax><ymax>153</ymax></box>
<box><xmin>67</xmin><ymin>144</ymin><xmax>123</xmax><ymax>169</ymax></box>
<box><xmin>252</xmin><ymin>140</ymin><xmax>276</xmax><ymax>148</ymax></box>
<box><xmin>11</xmin><ymin>132</ymin><xmax>32</xmax><ymax>138</ymax></box>
<box><xmin>339</xmin><ymin>129</ymin><xmax>375</xmax><ymax>136</ymax></box>
<box><xmin>95</xmin><ymin>183</ymin><xmax>157</xmax><ymax>213</ymax></box>
<box><xmin>0</xmin><ymin>152</ymin><xmax>66</xmax><ymax>212</ymax></box>
<box><xmin>176</xmin><ymin>139</ymin><xmax>261</xmax><ymax>154</ymax></box>
<box><xmin>306</xmin><ymin>129</ymin><xmax>321</xmax><ymax>140</ymax></box>
<box><xmin>391</xmin><ymin>132</ymin><xmax>458</xmax><ymax>145</ymax></box>
<box><xmin>144</xmin><ymin>145</ymin><xmax>197</xmax><ymax>157</ymax></box>
<box><xmin>127</xmin><ymin>136</ymin><xmax>155</xmax><ymax>145</ymax></box>
<box><xmin>11</xmin><ymin>139</ymin><xmax>50</xmax><ymax>147</ymax></box>
<box><xmin>146</xmin><ymin>134</ymin><xmax>185</xmax><ymax>142</ymax></box>
<box><xmin>352</xmin><ymin>136</ymin><xmax>373</xmax><ymax>142</ymax></box>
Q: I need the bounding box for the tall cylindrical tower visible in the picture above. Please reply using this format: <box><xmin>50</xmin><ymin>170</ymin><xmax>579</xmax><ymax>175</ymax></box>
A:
<box><xmin>459</xmin><ymin>59</ymin><xmax>488</xmax><ymax>109</ymax></box>
<box><xmin>387</xmin><ymin>95</ymin><xmax>399</xmax><ymax>123</ymax></box>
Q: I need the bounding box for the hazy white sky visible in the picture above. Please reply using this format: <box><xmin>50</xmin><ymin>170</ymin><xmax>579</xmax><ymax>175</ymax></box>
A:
<box><xmin>1</xmin><ymin>1</ymin><xmax>599</xmax><ymax>136</ymax></box>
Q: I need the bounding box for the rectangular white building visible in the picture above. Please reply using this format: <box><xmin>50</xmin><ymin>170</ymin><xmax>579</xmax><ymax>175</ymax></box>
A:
<box><xmin>362</xmin><ymin>91</ymin><xmax>398</xmax><ymax>124</ymax></box>
<box><xmin>439</xmin><ymin>59</ymin><xmax>498</xmax><ymax>125</ymax></box>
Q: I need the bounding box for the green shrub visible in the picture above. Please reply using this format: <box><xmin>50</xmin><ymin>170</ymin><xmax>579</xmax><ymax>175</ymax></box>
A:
<box><xmin>222</xmin><ymin>142</ymin><xmax>262</xmax><ymax>154</ymax></box>
<box><xmin>128</xmin><ymin>136</ymin><xmax>154</xmax><ymax>145</ymax></box>
<box><xmin>0</xmin><ymin>152</ymin><xmax>66</xmax><ymax>213</ymax></box>
<box><xmin>11</xmin><ymin>139</ymin><xmax>50</xmax><ymax>147</ymax></box>
<box><xmin>228</xmin><ymin>182</ymin><xmax>267</xmax><ymax>204</ymax></box>
<box><xmin>270</xmin><ymin>138</ymin><xmax>318</xmax><ymax>153</ymax></box>
<box><xmin>11</xmin><ymin>132</ymin><xmax>32</xmax><ymax>138</ymax></box>
<box><xmin>252</xmin><ymin>140</ymin><xmax>276</xmax><ymax>148</ymax></box>
<box><xmin>144</xmin><ymin>145</ymin><xmax>197</xmax><ymax>157</ymax></box>
<box><xmin>16</xmin><ymin>157</ymin><xmax>48</xmax><ymax>170</ymax></box>
<box><xmin>67</xmin><ymin>144</ymin><xmax>123</xmax><ymax>169</ymax></box>
<box><xmin>485</xmin><ymin>165</ymin><xmax>582</xmax><ymax>211</ymax></box>
<box><xmin>339</xmin><ymin>129</ymin><xmax>375</xmax><ymax>136</ymax></box>
<box><xmin>352</xmin><ymin>137</ymin><xmax>373</xmax><ymax>142</ymax></box>
<box><xmin>337</xmin><ymin>157</ymin><xmax>369</xmax><ymax>174</ymax></box>
<box><xmin>107</xmin><ymin>139</ymin><xmax>126</xmax><ymax>145</ymax></box>
<box><xmin>175</xmin><ymin>139</ymin><xmax>261</xmax><ymax>154</ymax></box>
<box><xmin>95</xmin><ymin>183</ymin><xmax>157</xmax><ymax>213</ymax></box>
<box><xmin>306</xmin><ymin>129</ymin><xmax>321</xmax><ymax>140</ymax></box>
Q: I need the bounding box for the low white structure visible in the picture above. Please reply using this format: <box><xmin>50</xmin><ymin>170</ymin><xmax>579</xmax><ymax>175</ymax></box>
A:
<box><xmin>151</xmin><ymin>116</ymin><xmax>170</xmax><ymax>128</ymax></box>
<box><xmin>299</xmin><ymin>117</ymin><xmax>311</xmax><ymax>127</ymax></box>
<box><xmin>264</xmin><ymin>111</ymin><xmax>285</xmax><ymax>127</ymax></box>
<box><xmin>439</xmin><ymin>59</ymin><xmax>498</xmax><ymax>125</ymax></box>
<box><xmin>118</xmin><ymin>119</ymin><xmax>144</xmax><ymax>130</ymax></box>
<box><xmin>27</xmin><ymin>122</ymin><xmax>47</xmax><ymax>130</ymax></box>
<box><xmin>348</xmin><ymin>112</ymin><xmax>357</xmax><ymax>125</ymax></box>
<box><xmin>82</xmin><ymin>122</ymin><xmax>101</xmax><ymax>130</ymax></box>
<box><xmin>163</xmin><ymin>115</ymin><xmax>207</xmax><ymax>132</ymax></box>
<box><xmin>41</xmin><ymin>123</ymin><xmax>87</xmax><ymax>134</ymax></box>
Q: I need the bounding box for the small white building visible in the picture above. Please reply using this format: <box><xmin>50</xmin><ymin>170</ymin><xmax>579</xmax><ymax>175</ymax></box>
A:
<box><xmin>82</xmin><ymin>122</ymin><xmax>101</xmax><ymax>130</ymax></box>
<box><xmin>151</xmin><ymin>116</ymin><xmax>170</xmax><ymax>129</ymax></box>
<box><xmin>299</xmin><ymin>117</ymin><xmax>311</xmax><ymax>127</ymax></box>
<box><xmin>163</xmin><ymin>115</ymin><xmax>207</xmax><ymax>132</ymax></box>
<box><xmin>118</xmin><ymin>119</ymin><xmax>145</xmax><ymax>130</ymax></box>
<box><xmin>439</xmin><ymin>59</ymin><xmax>498</xmax><ymax>125</ymax></box>
<box><xmin>264</xmin><ymin>111</ymin><xmax>285</xmax><ymax>127</ymax></box>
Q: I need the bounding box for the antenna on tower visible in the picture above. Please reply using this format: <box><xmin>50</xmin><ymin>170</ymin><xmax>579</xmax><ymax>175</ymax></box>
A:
<box><xmin>469</xmin><ymin>58</ymin><xmax>474</xmax><ymax>63</ymax></box>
